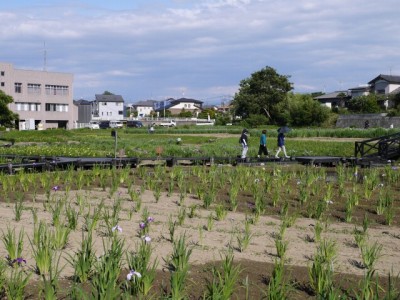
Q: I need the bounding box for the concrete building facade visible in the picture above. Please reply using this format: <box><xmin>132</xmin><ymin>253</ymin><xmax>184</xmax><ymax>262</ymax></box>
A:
<box><xmin>0</xmin><ymin>62</ymin><xmax>75</xmax><ymax>129</ymax></box>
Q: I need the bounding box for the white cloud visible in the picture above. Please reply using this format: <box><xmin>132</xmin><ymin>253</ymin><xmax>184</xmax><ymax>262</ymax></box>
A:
<box><xmin>1</xmin><ymin>0</ymin><xmax>399</xmax><ymax>101</ymax></box>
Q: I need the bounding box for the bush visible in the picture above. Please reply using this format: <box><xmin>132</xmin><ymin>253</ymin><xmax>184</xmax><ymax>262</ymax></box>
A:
<box><xmin>240</xmin><ymin>114</ymin><xmax>268</xmax><ymax>128</ymax></box>
<box><xmin>214</xmin><ymin>115</ymin><xmax>231</xmax><ymax>126</ymax></box>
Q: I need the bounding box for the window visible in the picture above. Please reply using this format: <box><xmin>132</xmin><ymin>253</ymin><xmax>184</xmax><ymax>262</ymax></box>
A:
<box><xmin>15</xmin><ymin>102</ymin><xmax>41</xmax><ymax>111</ymax></box>
<box><xmin>45</xmin><ymin>103</ymin><xmax>68</xmax><ymax>112</ymax></box>
<box><xmin>27</xmin><ymin>83</ymin><xmax>41</xmax><ymax>94</ymax></box>
<box><xmin>15</xmin><ymin>83</ymin><xmax>22</xmax><ymax>93</ymax></box>
<box><xmin>0</xmin><ymin>71</ymin><xmax>4</xmax><ymax>76</ymax></box>
<box><xmin>1</xmin><ymin>82</ymin><xmax>4</xmax><ymax>87</ymax></box>
<box><xmin>118</xmin><ymin>110</ymin><xmax>123</xmax><ymax>115</ymax></box>
<box><xmin>102</xmin><ymin>102</ymin><xmax>107</xmax><ymax>105</ymax></box>
<box><xmin>45</xmin><ymin>85</ymin><xmax>69</xmax><ymax>96</ymax></box>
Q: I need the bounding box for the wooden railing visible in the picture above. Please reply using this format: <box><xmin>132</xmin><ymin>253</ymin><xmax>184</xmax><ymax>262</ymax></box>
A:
<box><xmin>355</xmin><ymin>132</ymin><xmax>400</xmax><ymax>159</ymax></box>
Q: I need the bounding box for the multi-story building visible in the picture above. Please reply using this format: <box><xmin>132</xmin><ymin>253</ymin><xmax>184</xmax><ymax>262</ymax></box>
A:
<box><xmin>92</xmin><ymin>94</ymin><xmax>125</xmax><ymax>120</ymax></box>
<box><xmin>0</xmin><ymin>62</ymin><xmax>75</xmax><ymax>129</ymax></box>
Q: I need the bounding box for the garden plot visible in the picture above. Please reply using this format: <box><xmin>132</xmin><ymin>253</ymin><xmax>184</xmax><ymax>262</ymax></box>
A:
<box><xmin>0</xmin><ymin>164</ymin><xmax>399</xmax><ymax>298</ymax></box>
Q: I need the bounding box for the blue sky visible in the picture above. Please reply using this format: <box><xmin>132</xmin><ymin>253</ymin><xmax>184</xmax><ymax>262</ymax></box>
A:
<box><xmin>1</xmin><ymin>0</ymin><xmax>399</xmax><ymax>105</ymax></box>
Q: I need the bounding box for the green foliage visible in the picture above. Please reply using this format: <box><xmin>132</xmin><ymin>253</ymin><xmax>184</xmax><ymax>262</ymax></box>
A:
<box><xmin>232</xmin><ymin>66</ymin><xmax>293</xmax><ymax>123</ymax></box>
<box><xmin>178</xmin><ymin>108</ymin><xmax>193</xmax><ymax>118</ymax></box>
<box><xmin>214</xmin><ymin>114</ymin><xmax>231</xmax><ymax>125</ymax></box>
<box><xmin>67</xmin><ymin>232</ymin><xmax>96</xmax><ymax>283</ymax></box>
<box><xmin>204</xmin><ymin>252</ymin><xmax>241</xmax><ymax>299</ymax></box>
<box><xmin>287</xmin><ymin>93</ymin><xmax>331</xmax><ymax>126</ymax></box>
<box><xmin>347</xmin><ymin>94</ymin><xmax>382</xmax><ymax>113</ymax></box>
<box><xmin>198</xmin><ymin>108</ymin><xmax>215</xmax><ymax>119</ymax></box>
<box><xmin>0</xmin><ymin>90</ymin><xmax>19</xmax><ymax>127</ymax></box>
<box><xmin>1</xmin><ymin>227</ymin><xmax>24</xmax><ymax>263</ymax></box>
<box><xmin>240</xmin><ymin>114</ymin><xmax>269</xmax><ymax>128</ymax></box>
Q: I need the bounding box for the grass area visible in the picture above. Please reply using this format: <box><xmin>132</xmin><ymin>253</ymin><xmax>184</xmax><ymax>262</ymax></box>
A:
<box><xmin>0</xmin><ymin>125</ymin><xmax>396</xmax><ymax>158</ymax></box>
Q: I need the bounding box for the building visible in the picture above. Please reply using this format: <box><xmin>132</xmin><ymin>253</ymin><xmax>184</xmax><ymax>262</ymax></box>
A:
<box><xmin>130</xmin><ymin>100</ymin><xmax>157</xmax><ymax>118</ymax></box>
<box><xmin>313</xmin><ymin>91</ymin><xmax>350</xmax><ymax>108</ymax></box>
<box><xmin>92</xmin><ymin>94</ymin><xmax>124</xmax><ymax>120</ymax></box>
<box><xmin>73</xmin><ymin>99</ymin><xmax>93</xmax><ymax>125</ymax></box>
<box><xmin>0</xmin><ymin>62</ymin><xmax>75</xmax><ymax>129</ymax></box>
<box><xmin>368</xmin><ymin>74</ymin><xmax>400</xmax><ymax>95</ymax></box>
<box><xmin>348</xmin><ymin>85</ymin><xmax>370</xmax><ymax>98</ymax></box>
<box><xmin>154</xmin><ymin>98</ymin><xmax>203</xmax><ymax>115</ymax></box>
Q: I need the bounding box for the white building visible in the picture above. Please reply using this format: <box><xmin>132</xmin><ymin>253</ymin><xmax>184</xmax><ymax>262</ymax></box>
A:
<box><xmin>153</xmin><ymin>98</ymin><xmax>203</xmax><ymax>115</ymax></box>
<box><xmin>130</xmin><ymin>100</ymin><xmax>157</xmax><ymax>118</ymax></box>
<box><xmin>92</xmin><ymin>94</ymin><xmax>124</xmax><ymax>120</ymax></box>
<box><xmin>0</xmin><ymin>62</ymin><xmax>75</xmax><ymax>129</ymax></box>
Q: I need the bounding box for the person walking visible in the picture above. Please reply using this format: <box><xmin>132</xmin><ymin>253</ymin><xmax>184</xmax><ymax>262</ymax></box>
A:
<box><xmin>258</xmin><ymin>129</ymin><xmax>268</xmax><ymax>158</ymax></box>
<box><xmin>275</xmin><ymin>132</ymin><xmax>290</xmax><ymax>158</ymax></box>
<box><xmin>239</xmin><ymin>128</ymin><xmax>249</xmax><ymax>159</ymax></box>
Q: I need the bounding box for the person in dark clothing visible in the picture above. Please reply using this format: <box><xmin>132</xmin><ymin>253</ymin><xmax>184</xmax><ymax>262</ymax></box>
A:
<box><xmin>257</xmin><ymin>129</ymin><xmax>268</xmax><ymax>158</ymax></box>
<box><xmin>275</xmin><ymin>132</ymin><xmax>289</xmax><ymax>158</ymax></box>
<box><xmin>239</xmin><ymin>128</ymin><xmax>249</xmax><ymax>158</ymax></box>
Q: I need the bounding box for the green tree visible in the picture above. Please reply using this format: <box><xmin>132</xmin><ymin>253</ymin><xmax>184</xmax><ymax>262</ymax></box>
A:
<box><xmin>288</xmin><ymin>93</ymin><xmax>331</xmax><ymax>126</ymax></box>
<box><xmin>178</xmin><ymin>108</ymin><xmax>193</xmax><ymax>118</ymax></box>
<box><xmin>198</xmin><ymin>108</ymin><xmax>215</xmax><ymax>119</ymax></box>
<box><xmin>347</xmin><ymin>94</ymin><xmax>381</xmax><ymax>113</ymax></box>
<box><xmin>232</xmin><ymin>66</ymin><xmax>293</xmax><ymax>124</ymax></box>
<box><xmin>0</xmin><ymin>90</ymin><xmax>19</xmax><ymax>127</ymax></box>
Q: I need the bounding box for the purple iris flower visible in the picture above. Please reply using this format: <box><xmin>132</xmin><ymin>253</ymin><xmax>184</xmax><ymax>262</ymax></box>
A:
<box><xmin>139</xmin><ymin>222</ymin><xmax>146</xmax><ymax>229</ymax></box>
<box><xmin>147</xmin><ymin>217</ymin><xmax>154</xmax><ymax>223</ymax></box>
<box><xmin>12</xmin><ymin>257</ymin><xmax>27</xmax><ymax>265</ymax></box>
<box><xmin>52</xmin><ymin>185</ymin><xmax>60</xmax><ymax>191</ymax></box>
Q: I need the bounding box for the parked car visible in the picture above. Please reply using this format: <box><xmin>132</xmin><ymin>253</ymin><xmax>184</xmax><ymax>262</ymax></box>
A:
<box><xmin>86</xmin><ymin>121</ymin><xmax>100</xmax><ymax>129</ymax></box>
<box><xmin>99</xmin><ymin>121</ymin><xmax>110</xmax><ymax>129</ymax></box>
<box><xmin>159</xmin><ymin>120</ymin><xmax>176</xmax><ymax>127</ymax></box>
<box><xmin>110</xmin><ymin>120</ymin><xmax>124</xmax><ymax>129</ymax></box>
<box><xmin>126</xmin><ymin>120</ymin><xmax>143</xmax><ymax>128</ymax></box>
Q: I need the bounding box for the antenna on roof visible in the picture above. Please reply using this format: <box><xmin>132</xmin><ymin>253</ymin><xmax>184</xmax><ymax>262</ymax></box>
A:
<box><xmin>43</xmin><ymin>41</ymin><xmax>47</xmax><ymax>71</ymax></box>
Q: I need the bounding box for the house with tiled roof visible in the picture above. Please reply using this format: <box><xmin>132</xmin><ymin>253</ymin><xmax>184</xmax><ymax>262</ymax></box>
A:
<box><xmin>315</xmin><ymin>74</ymin><xmax>400</xmax><ymax>109</ymax></box>
<box><xmin>154</xmin><ymin>98</ymin><xmax>203</xmax><ymax>115</ymax></box>
<box><xmin>313</xmin><ymin>91</ymin><xmax>350</xmax><ymax>108</ymax></box>
<box><xmin>368</xmin><ymin>74</ymin><xmax>400</xmax><ymax>95</ymax></box>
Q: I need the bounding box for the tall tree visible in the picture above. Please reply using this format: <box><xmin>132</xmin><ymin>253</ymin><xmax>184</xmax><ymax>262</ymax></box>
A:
<box><xmin>0</xmin><ymin>90</ymin><xmax>18</xmax><ymax>127</ymax></box>
<box><xmin>232</xmin><ymin>66</ymin><xmax>293</xmax><ymax>124</ymax></box>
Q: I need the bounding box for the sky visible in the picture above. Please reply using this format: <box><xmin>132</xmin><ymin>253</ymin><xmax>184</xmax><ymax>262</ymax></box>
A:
<box><xmin>1</xmin><ymin>0</ymin><xmax>399</xmax><ymax>105</ymax></box>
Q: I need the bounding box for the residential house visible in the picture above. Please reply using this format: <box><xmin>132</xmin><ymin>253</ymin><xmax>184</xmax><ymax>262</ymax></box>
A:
<box><xmin>368</xmin><ymin>74</ymin><xmax>400</xmax><ymax>108</ymax></box>
<box><xmin>216</xmin><ymin>102</ymin><xmax>233</xmax><ymax>113</ymax></box>
<box><xmin>130</xmin><ymin>100</ymin><xmax>157</xmax><ymax>118</ymax></box>
<box><xmin>348</xmin><ymin>85</ymin><xmax>370</xmax><ymax>98</ymax></box>
<box><xmin>315</xmin><ymin>74</ymin><xmax>400</xmax><ymax>109</ymax></box>
<box><xmin>0</xmin><ymin>62</ymin><xmax>75</xmax><ymax>129</ymax></box>
<box><xmin>313</xmin><ymin>91</ymin><xmax>350</xmax><ymax>108</ymax></box>
<box><xmin>154</xmin><ymin>98</ymin><xmax>203</xmax><ymax>115</ymax></box>
<box><xmin>368</xmin><ymin>74</ymin><xmax>400</xmax><ymax>95</ymax></box>
<box><xmin>92</xmin><ymin>94</ymin><xmax>124</xmax><ymax>120</ymax></box>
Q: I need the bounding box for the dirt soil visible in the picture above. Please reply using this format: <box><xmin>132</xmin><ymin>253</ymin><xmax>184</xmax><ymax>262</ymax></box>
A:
<box><xmin>1</xmin><ymin>182</ymin><xmax>399</xmax><ymax>299</ymax></box>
